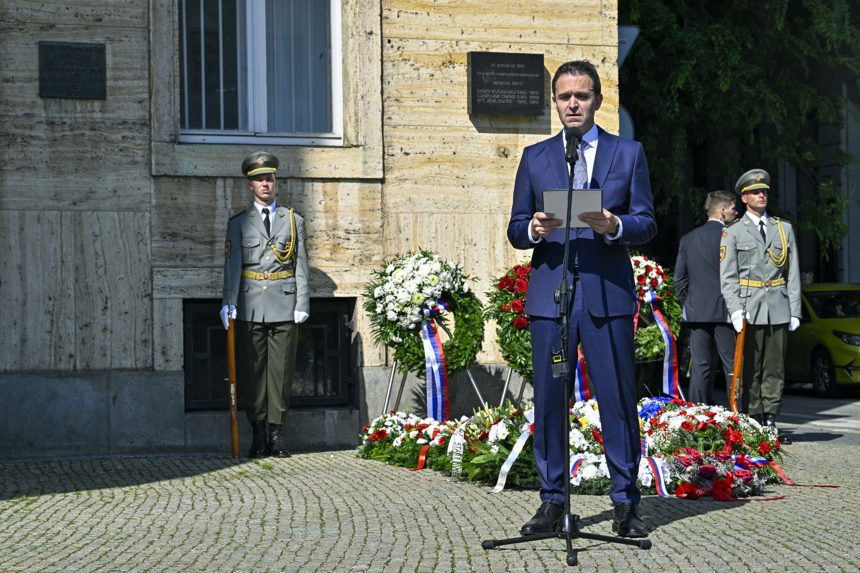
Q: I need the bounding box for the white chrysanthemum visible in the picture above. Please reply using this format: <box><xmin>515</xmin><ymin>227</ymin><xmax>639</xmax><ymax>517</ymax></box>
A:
<box><xmin>488</xmin><ymin>421</ymin><xmax>510</xmax><ymax>443</ymax></box>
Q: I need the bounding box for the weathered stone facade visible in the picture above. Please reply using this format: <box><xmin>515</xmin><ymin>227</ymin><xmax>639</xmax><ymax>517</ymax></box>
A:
<box><xmin>0</xmin><ymin>0</ymin><xmax>621</xmax><ymax>456</ymax></box>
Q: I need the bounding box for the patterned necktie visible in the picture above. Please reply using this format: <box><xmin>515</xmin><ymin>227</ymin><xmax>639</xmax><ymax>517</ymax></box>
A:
<box><xmin>759</xmin><ymin>220</ymin><xmax>766</xmax><ymax>243</ymax></box>
<box><xmin>573</xmin><ymin>141</ymin><xmax>589</xmax><ymax>190</ymax></box>
<box><xmin>262</xmin><ymin>208</ymin><xmax>271</xmax><ymax>236</ymax></box>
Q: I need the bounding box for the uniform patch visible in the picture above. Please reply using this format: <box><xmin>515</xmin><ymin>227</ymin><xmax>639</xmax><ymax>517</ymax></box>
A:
<box><xmin>224</xmin><ymin>240</ymin><xmax>232</xmax><ymax>259</ymax></box>
<box><xmin>722</xmin><ymin>229</ymin><xmax>728</xmax><ymax>238</ymax></box>
<box><xmin>719</xmin><ymin>246</ymin><xmax>726</xmax><ymax>262</ymax></box>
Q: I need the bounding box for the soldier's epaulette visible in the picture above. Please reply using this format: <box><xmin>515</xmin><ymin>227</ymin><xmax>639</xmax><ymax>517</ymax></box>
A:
<box><xmin>229</xmin><ymin>209</ymin><xmax>247</xmax><ymax>221</ymax></box>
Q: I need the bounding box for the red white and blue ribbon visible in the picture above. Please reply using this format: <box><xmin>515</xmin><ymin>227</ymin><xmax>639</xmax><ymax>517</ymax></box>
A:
<box><xmin>573</xmin><ymin>345</ymin><xmax>590</xmax><ymax>402</ymax></box>
<box><xmin>643</xmin><ymin>289</ymin><xmax>682</xmax><ymax>399</ymax></box>
<box><xmin>491</xmin><ymin>409</ymin><xmax>534</xmax><ymax>493</ymax></box>
<box><xmin>641</xmin><ymin>456</ymin><xmax>672</xmax><ymax>497</ymax></box>
<box><xmin>569</xmin><ymin>454</ymin><xmax>587</xmax><ymax>480</ymax></box>
<box><xmin>421</xmin><ymin>302</ymin><xmax>450</xmax><ymax>421</ymax></box>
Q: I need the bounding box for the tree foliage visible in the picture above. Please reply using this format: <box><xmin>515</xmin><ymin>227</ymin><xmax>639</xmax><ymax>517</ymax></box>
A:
<box><xmin>619</xmin><ymin>0</ymin><xmax>860</xmax><ymax>241</ymax></box>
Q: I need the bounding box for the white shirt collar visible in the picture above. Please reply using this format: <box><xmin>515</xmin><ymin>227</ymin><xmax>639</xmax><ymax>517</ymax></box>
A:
<box><xmin>561</xmin><ymin>124</ymin><xmax>599</xmax><ymax>150</ymax></box>
<box><xmin>745</xmin><ymin>210</ymin><xmax>767</xmax><ymax>226</ymax></box>
<box><xmin>253</xmin><ymin>201</ymin><xmax>277</xmax><ymax>217</ymax></box>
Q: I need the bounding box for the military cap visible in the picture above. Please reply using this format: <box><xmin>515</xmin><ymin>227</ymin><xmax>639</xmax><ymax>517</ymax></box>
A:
<box><xmin>735</xmin><ymin>168</ymin><xmax>770</xmax><ymax>195</ymax></box>
<box><xmin>241</xmin><ymin>151</ymin><xmax>279</xmax><ymax>177</ymax></box>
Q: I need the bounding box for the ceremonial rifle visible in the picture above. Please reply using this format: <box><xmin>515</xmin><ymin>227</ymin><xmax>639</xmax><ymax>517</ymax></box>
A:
<box><xmin>227</xmin><ymin>318</ymin><xmax>240</xmax><ymax>458</ymax></box>
<box><xmin>729</xmin><ymin>268</ymin><xmax>751</xmax><ymax>413</ymax></box>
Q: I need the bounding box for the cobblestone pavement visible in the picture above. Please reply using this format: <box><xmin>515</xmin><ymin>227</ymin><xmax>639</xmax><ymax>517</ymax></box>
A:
<box><xmin>1</xmin><ymin>440</ymin><xmax>858</xmax><ymax>573</ymax></box>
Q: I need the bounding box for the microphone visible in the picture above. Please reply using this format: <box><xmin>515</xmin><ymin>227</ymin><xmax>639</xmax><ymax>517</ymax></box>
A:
<box><xmin>564</xmin><ymin>128</ymin><xmax>580</xmax><ymax>165</ymax></box>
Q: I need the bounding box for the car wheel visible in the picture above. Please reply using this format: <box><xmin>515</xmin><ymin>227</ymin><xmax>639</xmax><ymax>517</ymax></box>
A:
<box><xmin>811</xmin><ymin>348</ymin><xmax>841</xmax><ymax>398</ymax></box>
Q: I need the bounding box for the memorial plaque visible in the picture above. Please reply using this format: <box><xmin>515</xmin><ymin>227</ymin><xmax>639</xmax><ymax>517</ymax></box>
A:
<box><xmin>468</xmin><ymin>52</ymin><xmax>544</xmax><ymax>116</ymax></box>
<box><xmin>39</xmin><ymin>41</ymin><xmax>106</xmax><ymax>100</ymax></box>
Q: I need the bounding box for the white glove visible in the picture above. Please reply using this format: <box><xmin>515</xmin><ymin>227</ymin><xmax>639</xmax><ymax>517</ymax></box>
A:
<box><xmin>789</xmin><ymin>316</ymin><xmax>800</xmax><ymax>332</ymax></box>
<box><xmin>219</xmin><ymin>305</ymin><xmax>237</xmax><ymax>330</ymax></box>
<box><xmin>294</xmin><ymin>310</ymin><xmax>309</xmax><ymax>324</ymax></box>
<box><xmin>730</xmin><ymin>310</ymin><xmax>749</xmax><ymax>333</ymax></box>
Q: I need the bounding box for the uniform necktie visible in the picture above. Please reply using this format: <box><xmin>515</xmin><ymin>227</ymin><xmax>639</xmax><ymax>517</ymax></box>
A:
<box><xmin>759</xmin><ymin>220</ymin><xmax>766</xmax><ymax>243</ymax></box>
<box><xmin>262</xmin><ymin>208</ymin><xmax>271</xmax><ymax>236</ymax></box>
<box><xmin>573</xmin><ymin>141</ymin><xmax>589</xmax><ymax>190</ymax></box>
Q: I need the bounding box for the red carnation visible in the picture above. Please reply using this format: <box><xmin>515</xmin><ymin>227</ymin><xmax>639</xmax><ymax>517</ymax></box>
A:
<box><xmin>650</xmin><ymin>278</ymin><xmax>659</xmax><ymax>288</ymax></box>
<box><xmin>510</xmin><ymin>299</ymin><xmax>525</xmax><ymax>313</ymax></box>
<box><xmin>514</xmin><ymin>265</ymin><xmax>530</xmax><ymax>278</ymax></box>
<box><xmin>734</xmin><ymin>469</ymin><xmax>753</xmax><ymax>482</ymax></box>
<box><xmin>698</xmin><ymin>464</ymin><xmax>717</xmax><ymax>479</ymax></box>
<box><xmin>681</xmin><ymin>421</ymin><xmax>694</xmax><ymax>432</ymax></box>
<box><xmin>513</xmin><ymin>316</ymin><xmax>529</xmax><ymax>329</ymax></box>
<box><xmin>758</xmin><ymin>441</ymin><xmax>772</xmax><ymax>455</ymax></box>
<box><xmin>529</xmin><ymin>423</ymin><xmax>535</xmax><ymax>434</ymax></box>
<box><xmin>501</xmin><ymin>304</ymin><xmax>511</xmax><ymax>312</ymax></box>
<box><xmin>514</xmin><ymin>278</ymin><xmax>529</xmax><ymax>293</ymax></box>
<box><xmin>498</xmin><ymin>276</ymin><xmax>514</xmax><ymax>291</ymax></box>
<box><xmin>644</xmin><ymin>265</ymin><xmax>653</xmax><ymax>274</ymax></box>
<box><xmin>637</xmin><ymin>274</ymin><xmax>647</xmax><ymax>284</ymax></box>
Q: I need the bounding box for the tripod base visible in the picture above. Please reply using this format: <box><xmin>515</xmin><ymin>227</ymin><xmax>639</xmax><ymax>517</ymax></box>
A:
<box><xmin>481</xmin><ymin>514</ymin><xmax>651</xmax><ymax>567</ymax></box>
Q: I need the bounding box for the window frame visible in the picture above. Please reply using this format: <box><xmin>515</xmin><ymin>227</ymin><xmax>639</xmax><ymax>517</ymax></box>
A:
<box><xmin>150</xmin><ymin>0</ymin><xmax>382</xmax><ymax>180</ymax></box>
<box><xmin>178</xmin><ymin>0</ymin><xmax>344</xmax><ymax>146</ymax></box>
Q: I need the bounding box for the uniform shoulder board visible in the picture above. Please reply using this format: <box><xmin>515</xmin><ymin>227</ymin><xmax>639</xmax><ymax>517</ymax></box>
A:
<box><xmin>229</xmin><ymin>208</ymin><xmax>247</xmax><ymax>221</ymax></box>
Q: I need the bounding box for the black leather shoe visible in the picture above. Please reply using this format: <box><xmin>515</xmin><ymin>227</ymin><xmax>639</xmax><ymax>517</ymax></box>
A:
<box><xmin>764</xmin><ymin>414</ymin><xmax>792</xmax><ymax>444</ymax></box>
<box><xmin>520</xmin><ymin>502</ymin><xmax>564</xmax><ymax>535</ymax></box>
<box><xmin>612</xmin><ymin>503</ymin><xmax>649</xmax><ymax>538</ymax></box>
<box><xmin>268</xmin><ymin>423</ymin><xmax>291</xmax><ymax>458</ymax></box>
<box><xmin>249</xmin><ymin>421</ymin><xmax>268</xmax><ymax>458</ymax></box>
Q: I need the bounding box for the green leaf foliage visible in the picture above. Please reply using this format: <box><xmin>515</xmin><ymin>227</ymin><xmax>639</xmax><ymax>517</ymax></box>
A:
<box><xmin>620</xmin><ymin>0</ymin><xmax>860</xmax><ymax>230</ymax></box>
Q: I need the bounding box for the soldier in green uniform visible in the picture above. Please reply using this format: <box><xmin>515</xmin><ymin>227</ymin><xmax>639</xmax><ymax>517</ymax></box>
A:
<box><xmin>220</xmin><ymin>151</ymin><xmax>310</xmax><ymax>457</ymax></box>
<box><xmin>719</xmin><ymin>168</ymin><xmax>800</xmax><ymax>443</ymax></box>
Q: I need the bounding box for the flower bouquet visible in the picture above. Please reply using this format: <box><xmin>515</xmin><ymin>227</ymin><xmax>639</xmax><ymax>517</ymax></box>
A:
<box><xmin>629</xmin><ymin>254</ymin><xmax>682</xmax><ymax>362</ymax></box>
<box><xmin>484</xmin><ymin>262</ymin><xmax>533</xmax><ymax>383</ymax></box>
<box><xmin>486</xmin><ymin>256</ymin><xmax>683</xmax><ymax>377</ymax></box>
<box><xmin>363</xmin><ymin>250</ymin><xmax>484</xmax><ymax>377</ymax></box>
<box><xmin>358</xmin><ymin>397</ymin><xmax>786</xmax><ymax>500</ymax></box>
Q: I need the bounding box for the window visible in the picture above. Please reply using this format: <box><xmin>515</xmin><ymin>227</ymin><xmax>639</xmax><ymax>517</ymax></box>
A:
<box><xmin>178</xmin><ymin>0</ymin><xmax>342</xmax><ymax>145</ymax></box>
<box><xmin>183</xmin><ymin>299</ymin><xmax>355</xmax><ymax>410</ymax></box>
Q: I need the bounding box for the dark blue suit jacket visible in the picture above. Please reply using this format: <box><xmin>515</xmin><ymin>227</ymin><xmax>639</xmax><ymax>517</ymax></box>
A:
<box><xmin>507</xmin><ymin>127</ymin><xmax>657</xmax><ymax>318</ymax></box>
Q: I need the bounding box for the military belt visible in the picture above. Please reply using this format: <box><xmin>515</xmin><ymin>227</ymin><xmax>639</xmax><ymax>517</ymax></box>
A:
<box><xmin>241</xmin><ymin>270</ymin><xmax>294</xmax><ymax>281</ymax></box>
<box><xmin>739</xmin><ymin>278</ymin><xmax>785</xmax><ymax>288</ymax></box>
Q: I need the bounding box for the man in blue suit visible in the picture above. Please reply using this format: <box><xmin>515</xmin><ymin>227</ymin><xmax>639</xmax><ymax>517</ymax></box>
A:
<box><xmin>508</xmin><ymin>61</ymin><xmax>657</xmax><ymax>538</ymax></box>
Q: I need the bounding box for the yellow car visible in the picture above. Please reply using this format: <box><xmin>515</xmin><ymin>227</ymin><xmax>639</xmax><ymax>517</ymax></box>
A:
<box><xmin>786</xmin><ymin>283</ymin><xmax>860</xmax><ymax>397</ymax></box>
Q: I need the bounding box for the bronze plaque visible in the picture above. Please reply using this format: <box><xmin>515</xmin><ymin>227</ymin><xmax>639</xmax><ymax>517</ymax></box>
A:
<box><xmin>468</xmin><ymin>52</ymin><xmax>544</xmax><ymax>116</ymax></box>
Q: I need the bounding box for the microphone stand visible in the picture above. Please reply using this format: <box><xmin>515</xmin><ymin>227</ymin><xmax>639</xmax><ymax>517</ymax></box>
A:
<box><xmin>482</xmin><ymin>129</ymin><xmax>652</xmax><ymax>566</ymax></box>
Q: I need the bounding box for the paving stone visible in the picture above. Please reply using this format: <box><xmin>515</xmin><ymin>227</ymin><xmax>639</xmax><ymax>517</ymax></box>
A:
<box><xmin>0</xmin><ymin>443</ymin><xmax>857</xmax><ymax>572</ymax></box>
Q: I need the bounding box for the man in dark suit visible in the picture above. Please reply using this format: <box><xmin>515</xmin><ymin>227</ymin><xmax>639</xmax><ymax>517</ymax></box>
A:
<box><xmin>508</xmin><ymin>61</ymin><xmax>657</xmax><ymax>538</ymax></box>
<box><xmin>674</xmin><ymin>191</ymin><xmax>738</xmax><ymax>405</ymax></box>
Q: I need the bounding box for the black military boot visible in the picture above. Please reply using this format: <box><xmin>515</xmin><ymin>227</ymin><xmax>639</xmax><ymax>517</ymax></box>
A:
<box><xmin>268</xmin><ymin>423</ymin><xmax>291</xmax><ymax>458</ymax></box>
<box><xmin>249</xmin><ymin>420</ymin><xmax>268</xmax><ymax>458</ymax></box>
<box><xmin>764</xmin><ymin>413</ymin><xmax>792</xmax><ymax>444</ymax></box>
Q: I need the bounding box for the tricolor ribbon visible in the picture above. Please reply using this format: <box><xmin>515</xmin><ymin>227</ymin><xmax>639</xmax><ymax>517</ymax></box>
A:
<box><xmin>569</xmin><ymin>453</ymin><xmax>587</xmax><ymax>484</ymax></box>
<box><xmin>420</xmin><ymin>302</ymin><xmax>450</xmax><ymax>421</ymax></box>
<box><xmin>491</xmin><ymin>409</ymin><xmax>534</xmax><ymax>493</ymax></box>
<box><xmin>573</xmin><ymin>345</ymin><xmax>590</xmax><ymax>402</ymax></box>
<box><xmin>643</xmin><ymin>289</ymin><xmax>682</xmax><ymax>399</ymax></box>
<box><xmin>641</xmin><ymin>456</ymin><xmax>672</xmax><ymax>497</ymax></box>
<box><xmin>733</xmin><ymin>454</ymin><xmax>839</xmax><ymax>489</ymax></box>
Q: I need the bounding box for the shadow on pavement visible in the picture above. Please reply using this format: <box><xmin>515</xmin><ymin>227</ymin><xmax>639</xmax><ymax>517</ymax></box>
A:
<box><xmin>575</xmin><ymin>496</ymin><xmax>746</xmax><ymax>537</ymax></box>
<box><xmin>0</xmin><ymin>454</ymin><xmax>253</xmax><ymax>501</ymax></box>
